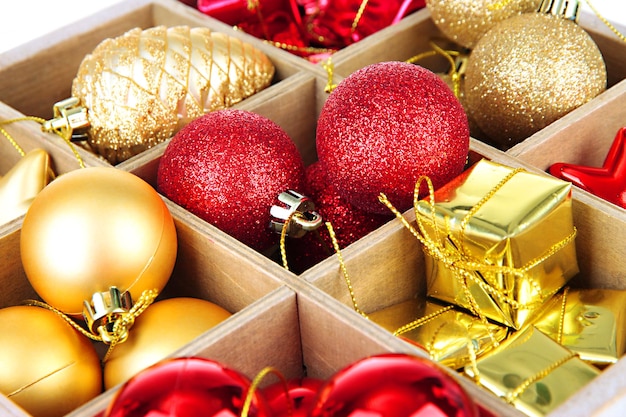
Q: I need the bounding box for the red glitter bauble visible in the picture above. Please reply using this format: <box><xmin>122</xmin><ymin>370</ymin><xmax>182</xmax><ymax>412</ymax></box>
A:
<box><xmin>262</xmin><ymin>377</ymin><xmax>325</xmax><ymax>417</ymax></box>
<box><xmin>281</xmin><ymin>161</ymin><xmax>392</xmax><ymax>273</ymax></box>
<box><xmin>157</xmin><ymin>109</ymin><xmax>305</xmax><ymax>251</ymax></box>
<box><xmin>105</xmin><ymin>357</ymin><xmax>270</xmax><ymax>417</ymax></box>
<box><xmin>309</xmin><ymin>353</ymin><xmax>479</xmax><ymax>417</ymax></box>
<box><xmin>316</xmin><ymin>61</ymin><xmax>469</xmax><ymax>214</ymax></box>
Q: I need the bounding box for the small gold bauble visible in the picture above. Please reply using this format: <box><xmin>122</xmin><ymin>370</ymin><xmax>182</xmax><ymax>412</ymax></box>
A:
<box><xmin>20</xmin><ymin>167</ymin><xmax>178</xmax><ymax>315</ymax></box>
<box><xmin>103</xmin><ymin>297</ymin><xmax>232</xmax><ymax>389</ymax></box>
<box><xmin>0</xmin><ymin>306</ymin><xmax>102</xmax><ymax>417</ymax></box>
<box><xmin>464</xmin><ymin>12</ymin><xmax>607</xmax><ymax>149</ymax></box>
<box><xmin>426</xmin><ymin>0</ymin><xmax>541</xmax><ymax>49</ymax></box>
<box><xmin>72</xmin><ymin>26</ymin><xmax>276</xmax><ymax>164</ymax></box>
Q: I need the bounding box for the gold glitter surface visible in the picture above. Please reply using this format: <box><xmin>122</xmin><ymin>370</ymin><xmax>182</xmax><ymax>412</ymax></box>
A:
<box><xmin>426</xmin><ymin>0</ymin><xmax>541</xmax><ymax>49</ymax></box>
<box><xmin>72</xmin><ymin>26</ymin><xmax>275</xmax><ymax>164</ymax></box>
<box><xmin>465</xmin><ymin>13</ymin><xmax>607</xmax><ymax>149</ymax></box>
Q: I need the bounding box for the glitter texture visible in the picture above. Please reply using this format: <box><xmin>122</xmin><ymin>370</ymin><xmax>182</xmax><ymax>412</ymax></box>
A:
<box><xmin>316</xmin><ymin>61</ymin><xmax>470</xmax><ymax>215</ymax></box>
<box><xmin>464</xmin><ymin>13</ymin><xmax>607</xmax><ymax>149</ymax></box>
<box><xmin>156</xmin><ymin>109</ymin><xmax>305</xmax><ymax>252</ymax></box>
<box><xmin>72</xmin><ymin>26</ymin><xmax>275</xmax><ymax>164</ymax></box>
<box><xmin>285</xmin><ymin>161</ymin><xmax>392</xmax><ymax>273</ymax></box>
<box><xmin>426</xmin><ymin>0</ymin><xmax>541</xmax><ymax>49</ymax></box>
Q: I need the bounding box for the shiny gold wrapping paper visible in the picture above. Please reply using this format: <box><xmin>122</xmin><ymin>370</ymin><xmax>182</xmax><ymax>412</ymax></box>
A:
<box><xmin>464</xmin><ymin>326</ymin><xmax>600</xmax><ymax>417</ymax></box>
<box><xmin>72</xmin><ymin>26</ymin><xmax>275</xmax><ymax>164</ymax></box>
<box><xmin>417</xmin><ymin>160</ymin><xmax>579</xmax><ymax>329</ymax></box>
<box><xmin>368</xmin><ymin>298</ymin><xmax>508</xmax><ymax>369</ymax></box>
<box><xmin>533</xmin><ymin>288</ymin><xmax>626</xmax><ymax>366</ymax></box>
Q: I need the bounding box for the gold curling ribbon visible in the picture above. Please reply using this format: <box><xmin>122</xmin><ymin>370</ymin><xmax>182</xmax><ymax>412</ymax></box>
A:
<box><xmin>0</xmin><ymin>116</ymin><xmax>84</xmax><ymax>169</ymax></box>
<box><xmin>24</xmin><ymin>288</ymin><xmax>159</xmax><ymax>362</ymax></box>
<box><xmin>405</xmin><ymin>41</ymin><xmax>465</xmax><ymax>99</ymax></box>
<box><xmin>241</xmin><ymin>366</ymin><xmax>291</xmax><ymax>417</ymax></box>
<box><xmin>378</xmin><ymin>170</ymin><xmax>577</xmax><ymax>331</ymax></box>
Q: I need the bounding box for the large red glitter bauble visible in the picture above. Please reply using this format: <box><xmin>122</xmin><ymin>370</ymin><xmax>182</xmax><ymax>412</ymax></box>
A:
<box><xmin>262</xmin><ymin>377</ymin><xmax>325</xmax><ymax>417</ymax></box>
<box><xmin>105</xmin><ymin>357</ymin><xmax>270</xmax><ymax>417</ymax></box>
<box><xmin>157</xmin><ymin>109</ymin><xmax>305</xmax><ymax>251</ymax></box>
<box><xmin>316</xmin><ymin>61</ymin><xmax>470</xmax><ymax>214</ymax></box>
<box><xmin>309</xmin><ymin>353</ymin><xmax>479</xmax><ymax>417</ymax></box>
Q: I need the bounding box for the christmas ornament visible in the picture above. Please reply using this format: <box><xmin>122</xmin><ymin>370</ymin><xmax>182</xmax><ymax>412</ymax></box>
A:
<box><xmin>262</xmin><ymin>377</ymin><xmax>325</xmax><ymax>417</ymax></box>
<box><xmin>20</xmin><ymin>167</ymin><xmax>177</xmax><ymax>343</ymax></box>
<box><xmin>157</xmin><ymin>109</ymin><xmax>305</xmax><ymax>252</ymax></box>
<box><xmin>197</xmin><ymin>0</ymin><xmax>310</xmax><ymax>57</ymax></box>
<box><xmin>0</xmin><ymin>148</ymin><xmax>52</xmax><ymax>224</ymax></box>
<box><xmin>278</xmin><ymin>162</ymin><xmax>392</xmax><ymax>272</ymax></box>
<box><xmin>549</xmin><ymin>127</ymin><xmax>626</xmax><ymax>209</ymax></box>
<box><xmin>0</xmin><ymin>305</ymin><xmax>102</xmax><ymax>417</ymax></box>
<box><xmin>426</xmin><ymin>0</ymin><xmax>541</xmax><ymax>49</ymax></box>
<box><xmin>105</xmin><ymin>357</ymin><xmax>270</xmax><ymax>417</ymax></box>
<box><xmin>316</xmin><ymin>61</ymin><xmax>469</xmax><ymax>214</ymax></box>
<box><xmin>464</xmin><ymin>0</ymin><xmax>606</xmax><ymax>149</ymax></box>
<box><xmin>303</xmin><ymin>0</ymin><xmax>426</xmax><ymax>50</ymax></box>
<box><xmin>54</xmin><ymin>25</ymin><xmax>274</xmax><ymax>164</ymax></box>
<box><xmin>104</xmin><ymin>297</ymin><xmax>232</xmax><ymax>389</ymax></box>
<box><xmin>309</xmin><ymin>353</ymin><xmax>479</xmax><ymax>417</ymax></box>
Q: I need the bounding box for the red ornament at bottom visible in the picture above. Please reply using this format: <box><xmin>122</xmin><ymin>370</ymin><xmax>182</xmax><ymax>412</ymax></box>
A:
<box><xmin>263</xmin><ymin>377</ymin><xmax>325</xmax><ymax>417</ymax></box>
<box><xmin>104</xmin><ymin>357</ymin><xmax>269</xmax><ymax>417</ymax></box>
<box><xmin>309</xmin><ymin>353</ymin><xmax>478</xmax><ymax>417</ymax></box>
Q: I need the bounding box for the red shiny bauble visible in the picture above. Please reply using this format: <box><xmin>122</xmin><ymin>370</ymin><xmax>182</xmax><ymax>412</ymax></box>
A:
<box><xmin>304</xmin><ymin>0</ymin><xmax>426</xmax><ymax>49</ymax></box>
<box><xmin>262</xmin><ymin>377</ymin><xmax>325</xmax><ymax>417</ymax></box>
<box><xmin>316</xmin><ymin>61</ymin><xmax>470</xmax><ymax>214</ymax></box>
<box><xmin>309</xmin><ymin>353</ymin><xmax>479</xmax><ymax>417</ymax></box>
<box><xmin>105</xmin><ymin>357</ymin><xmax>270</xmax><ymax>417</ymax></box>
<box><xmin>157</xmin><ymin>109</ymin><xmax>305</xmax><ymax>252</ymax></box>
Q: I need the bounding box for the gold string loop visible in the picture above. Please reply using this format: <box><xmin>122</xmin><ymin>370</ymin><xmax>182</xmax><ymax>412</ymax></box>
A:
<box><xmin>351</xmin><ymin>0</ymin><xmax>370</xmax><ymax>34</ymax></box>
<box><xmin>322</xmin><ymin>57</ymin><xmax>338</xmax><ymax>93</ymax></box>
<box><xmin>405</xmin><ymin>41</ymin><xmax>466</xmax><ymax>99</ymax></box>
<box><xmin>23</xmin><ymin>288</ymin><xmax>159</xmax><ymax>362</ymax></box>
<box><xmin>241</xmin><ymin>366</ymin><xmax>290</xmax><ymax>417</ymax></box>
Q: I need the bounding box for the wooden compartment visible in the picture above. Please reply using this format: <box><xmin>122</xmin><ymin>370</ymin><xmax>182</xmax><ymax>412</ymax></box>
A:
<box><xmin>2</xmin><ymin>0</ymin><xmax>626</xmax><ymax>416</ymax></box>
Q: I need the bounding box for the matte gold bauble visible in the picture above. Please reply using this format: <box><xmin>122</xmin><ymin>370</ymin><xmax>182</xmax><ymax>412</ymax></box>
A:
<box><xmin>426</xmin><ymin>0</ymin><xmax>541</xmax><ymax>49</ymax></box>
<box><xmin>0</xmin><ymin>306</ymin><xmax>102</xmax><ymax>417</ymax></box>
<box><xmin>103</xmin><ymin>297</ymin><xmax>232</xmax><ymax>389</ymax></box>
<box><xmin>464</xmin><ymin>12</ymin><xmax>606</xmax><ymax>149</ymax></box>
<box><xmin>20</xmin><ymin>167</ymin><xmax>177</xmax><ymax>316</ymax></box>
<box><xmin>71</xmin><ymin>26</ymin><xmax>275</xmax><ymax>164</ymax></box>
<box><xmin>0</xmin><ymin>148</ymin><xmax>52</xmax><ymax>224</ymax></box>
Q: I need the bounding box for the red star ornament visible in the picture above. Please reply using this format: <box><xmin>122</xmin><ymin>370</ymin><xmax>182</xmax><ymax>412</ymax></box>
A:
<box><xmin>549</xmin><ymin>127</ymin><xmax>626</xmax><ymax>209</ymax></box>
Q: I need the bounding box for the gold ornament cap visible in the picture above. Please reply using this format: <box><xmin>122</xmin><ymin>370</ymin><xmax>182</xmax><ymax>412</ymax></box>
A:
<box><xmin>538</xmin><ymin>0</ymin><xmax>580</xmax><ymax>21</ymax></box>
<box><xmin>83</xmin><ymin>286</ymin><xmax>133</xmax><ymax>344</ymax></box>
<box><xmin>269</xmin><ymin>190</ymin><xmax>323</xmax><ymax>238</ymax></box>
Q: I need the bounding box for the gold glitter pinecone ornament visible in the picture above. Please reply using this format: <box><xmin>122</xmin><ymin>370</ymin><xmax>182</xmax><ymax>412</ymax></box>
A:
<box><xmin>464</xmin><ymin>4</ymin><xmax>606</xmax><ymax>149</ymax></box>
<box><xmin>426</xmin><ymin>0</ymin><xmax>541</xmax><ymax>49</ymax></box>
<box><xmin>71</xmin><ymin>26</ymin><xmax>275</xmax><ymax>164</ymax></box>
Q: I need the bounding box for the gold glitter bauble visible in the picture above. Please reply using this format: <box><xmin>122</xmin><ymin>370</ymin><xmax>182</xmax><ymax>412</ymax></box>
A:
<box><xmin>0</xmin><ymin>306</ymin><xmax>102</xmax><ymax>417</ymax></box>
<box><xmin>426</xmin><ymin>0</ymin><xmax>541</xmax><ymax>49</ymax></box>
<box><xmin>465</xmin><ymin>13</ymin><xmax>607</xmax><ymax>149</ymax></box>
<box><xmin>72</xmin><ymin>26</ymin><xmax>275</xmax><ymax>164</ymax></box>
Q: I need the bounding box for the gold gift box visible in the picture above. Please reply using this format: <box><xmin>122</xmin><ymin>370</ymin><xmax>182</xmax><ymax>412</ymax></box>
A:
<box><xmin>1</xmin><ymin>0</ymin><xmax>626</xmax><ymax>416</ymax></box>
<box><xmin>417</xmin><ymin>159</ymin><xmax>579</xmax><ymax>330</ymax></box>
<box><xmin>533</xmin><ymin>287</ymin><xmax>626</xmax><ymax>366</ymax></box>
<box><xmin>368</xmin><ymin>298</ymin><xmax>508</xmax><ymax>370</ymax></box>
<box><xmin>465</xmin><ymin>326</ymin><xmax>601</xmax><ymax>417</ymax></box>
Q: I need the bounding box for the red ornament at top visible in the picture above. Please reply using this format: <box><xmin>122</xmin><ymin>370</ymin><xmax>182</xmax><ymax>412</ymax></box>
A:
<box><xmin>549</xmin><ymin>127</ymin><xmax>626</xmax><ymax>209</ymax></box>
<box><xmin>309</xmin><ymin>353</ymin><xmax>479</xmax><ymax>417</ymax></box>
<box><xmin>316</xmin><ymin>61</ymin><xmax>469</xmax><ymax>214</ymax></box>
<box><xmin>157</xmin><ymin>109</ymin><xmax>305</xmax><ymax>251</ymax></box>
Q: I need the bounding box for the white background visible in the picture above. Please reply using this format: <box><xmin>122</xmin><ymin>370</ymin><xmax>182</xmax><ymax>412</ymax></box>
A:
<box><xmin>0</xmin><ymin>0</ymin><xmax>625</xmax><ymax>53</ymax></box>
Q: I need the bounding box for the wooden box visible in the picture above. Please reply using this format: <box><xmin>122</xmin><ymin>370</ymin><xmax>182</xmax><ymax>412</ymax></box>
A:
<box><xmin>1</xmin><ymin>0</ymin><xmax>626</xmax><ymax>416</ymax></box>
